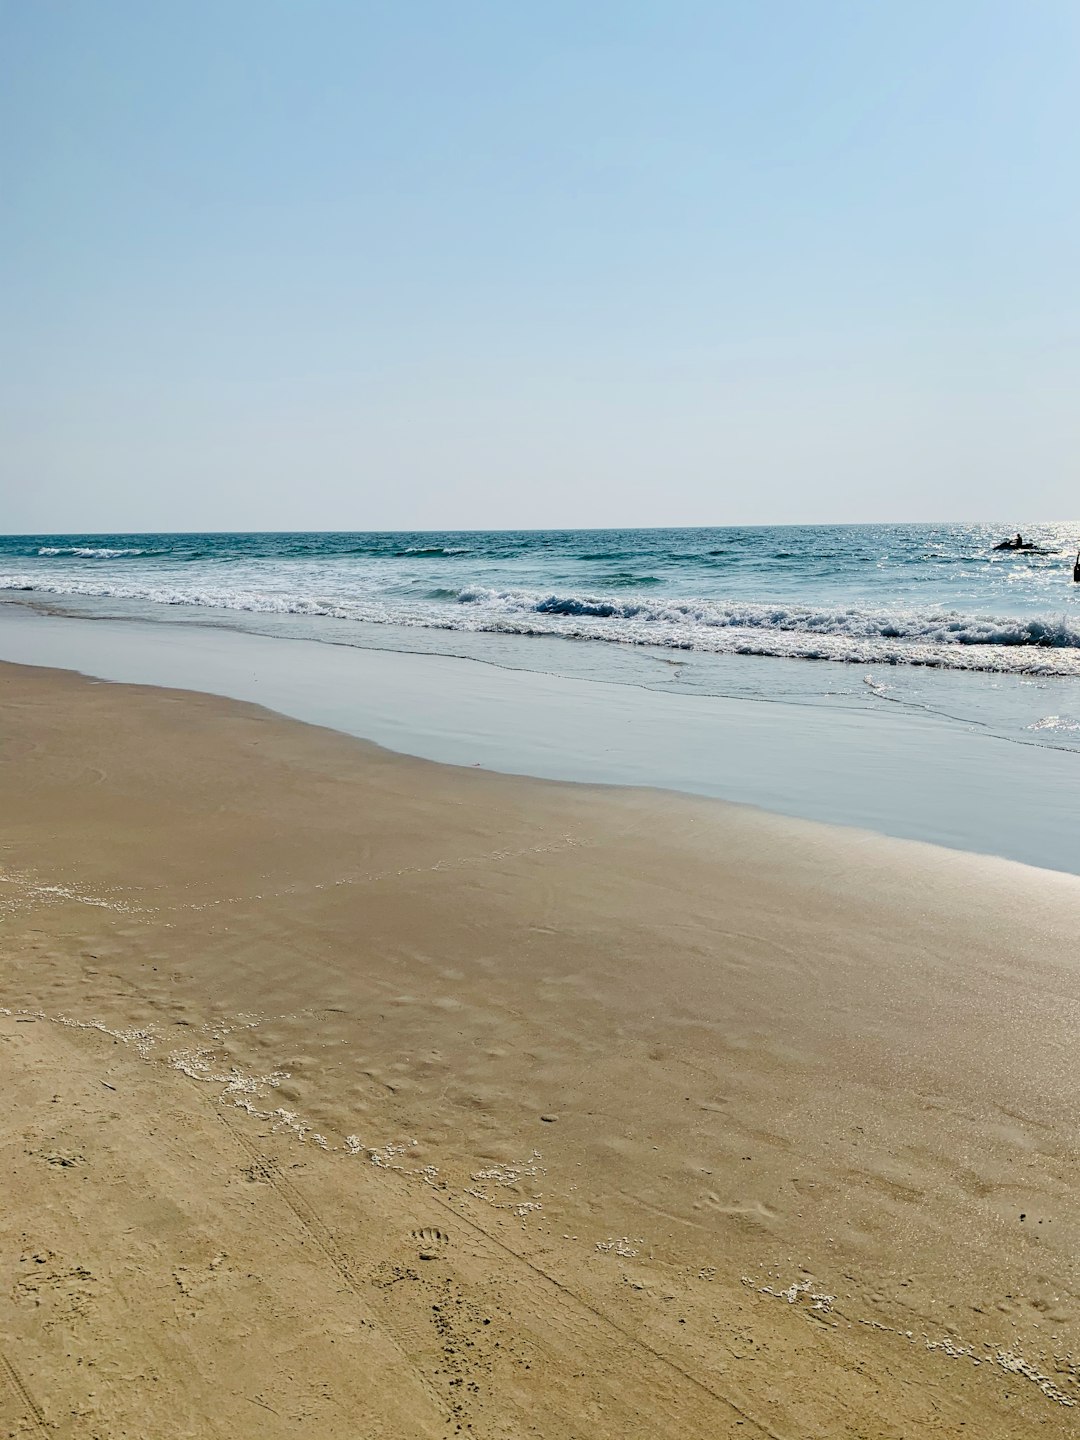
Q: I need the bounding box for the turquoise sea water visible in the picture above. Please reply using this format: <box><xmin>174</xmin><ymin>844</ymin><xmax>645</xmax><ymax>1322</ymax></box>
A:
<box><xmin>4</xmin><ymin>523</ymin><xmax>1080</xmax><ymax>674</ymax></box>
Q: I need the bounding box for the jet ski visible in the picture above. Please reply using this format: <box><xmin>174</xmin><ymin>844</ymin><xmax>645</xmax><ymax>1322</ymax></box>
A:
<box><xmin>993</xmin><ymin>536</ymin><xmax>1047</xmax><ymax>553</ymax></box>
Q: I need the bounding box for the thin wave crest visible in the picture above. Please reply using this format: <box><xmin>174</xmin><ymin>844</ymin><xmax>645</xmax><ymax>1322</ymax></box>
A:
<box><xmin>38</xmin><ymin>546</ymin><xmax>149</xmax><ymax>559</ymax></box>
<box><xmin>394</xmin><ymin>546</ymin><xmax>471</xmax><ymax>557</ymax></box>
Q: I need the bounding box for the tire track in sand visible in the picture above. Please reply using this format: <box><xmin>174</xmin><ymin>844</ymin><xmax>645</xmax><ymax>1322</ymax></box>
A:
<box><xmin>416</xmin><ymin>1182</ymin><xmax>788</xmax><ymax>1439</ymax></box>
<box><xmin>212</xmin><ymin>1112</ymin><xmax>450</xmax><ymax>1423</ymax></box>
<box><xmin>0</xmin><ymin>1351</ymin><xmax>48</xmax><ymax>1435</ymax></box>
<box><xmin>216</xmin><ymin>1106</ymin><xmax>784</xmax><ymax>1438</ymax></box>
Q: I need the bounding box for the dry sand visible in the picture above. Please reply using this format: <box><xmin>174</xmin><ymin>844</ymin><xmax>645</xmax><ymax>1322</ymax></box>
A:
<box><xmin>0</xmin><ymin>660</ymin><xmax>1077</xmax><ymax>1438</ymax></box>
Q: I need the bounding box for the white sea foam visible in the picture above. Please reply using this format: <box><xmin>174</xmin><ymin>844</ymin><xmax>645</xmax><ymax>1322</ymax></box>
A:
<box><xmin>6</xmin><ymin>570</ymin><xmax>1080</xmax><ymax>676</ymax></box>
<box><xmin>37</xmin><ymin>546</ymin><xmax>147</xmax><ymax>558</ymax></box>
<box><xmin>1027</xmin><ymin>714</ymin><xmax>1080</xmax><ymax>733</ymax></box>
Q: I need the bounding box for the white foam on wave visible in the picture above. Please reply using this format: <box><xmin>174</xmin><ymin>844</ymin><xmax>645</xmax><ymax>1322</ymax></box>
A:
<box><xmin>6</xmin><ymin>573</ymin><xmax>1080</xmax><ymax>676</ymax></box>
<box><xmin>37</xmin><ymin>546</ymin><xmax>147</xmax><ymax>559</ymax></box>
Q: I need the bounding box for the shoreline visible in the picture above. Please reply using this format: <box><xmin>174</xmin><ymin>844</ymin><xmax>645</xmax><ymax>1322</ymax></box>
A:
<box><xmin>0</xmin><ymin>657</ymin><xmax>1077</xmax><ymax>1435</ymax></box>
<box><xmin>2</xmin><ymin>598</ymin><xmax>1080</xmax><ymax>875</ymax></box>
<box><xmin>7</xmin><ymin>520</ymin><xmax>1080</xmax><ymax>678</ymax></box>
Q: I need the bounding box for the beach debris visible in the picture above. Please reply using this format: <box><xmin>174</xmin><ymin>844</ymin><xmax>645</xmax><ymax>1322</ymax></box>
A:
<box><xmin>771</xmin><ymin>1279</ymin><xmax>834</xmax><ymax>1312</ymax></box>
<box><xmin>465</xmin><ymin>1151</ymin><xmax>546</xmax><ymax>1215</ymax></box>
<box><xmin>844</xmin><ymin>1309</ymin><xmax>1076</xmax><ymax>1408</ymax></box>
<box><xmin>595</xmin><ymin>1237</ymin><xmax>642</xmax><ymax>1258</ymax></box>
<box><xmin>368</xmin><ymin>1139</ymin><xmax>418</xmax><ymax>1168</ymax></box>
<box><xmin>343</xmin><ymin>1135</ymin><xmax>440</xmax><ymax>1183</ymax></box>
<box><xmin>748</xmin><ymin>1275</ymin><xmax>835</xmax><ymax>1313</ymax></box>
<box><xmin>55</xmin><ymin>1013</ymin><xmax>158</xmax><ymax>1058</ymax></box>
<box><xmin>470</xmin><ymin>1152</ymin><xmax>544</xmax><ymax>1188</ymax></box>
<box><xmin>0</xmin><ymin>867</ymin><xmax>147</xmax><ymax>918</ymax></box>
<box><xmin>923</xmin><ymin>1337</ymin><xmax>1075</xmax><ymax>1407</ymax></box>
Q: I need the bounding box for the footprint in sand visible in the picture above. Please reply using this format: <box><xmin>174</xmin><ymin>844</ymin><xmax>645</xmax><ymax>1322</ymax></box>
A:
<box><xmin>410</xmin><ymin>1227</ymin><xmax>449</xmax><ymax>1260</ymax></box>
<box><xmin>702</xmin><ymin>1193</ymin><xmax>777</xmax><ymax>1226</ymax></box>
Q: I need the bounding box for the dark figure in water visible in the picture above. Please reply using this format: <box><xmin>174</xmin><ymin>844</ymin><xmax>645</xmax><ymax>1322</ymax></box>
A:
<box><xmin>1073</xmin><ymin>551</ymin><xmax>1080</xmax><ymax>583</ymax></box>
<box><xmin>993</xmin><ymin>533</ymin><xmax>1047</xmax><ymax>552</ymax></box>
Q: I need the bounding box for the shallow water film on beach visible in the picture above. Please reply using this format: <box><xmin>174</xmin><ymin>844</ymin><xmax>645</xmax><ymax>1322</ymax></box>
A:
<box><xmin>5</xmin><ymin>522</ymin><xmax>1080</xmax><ymax>674</ymax></box>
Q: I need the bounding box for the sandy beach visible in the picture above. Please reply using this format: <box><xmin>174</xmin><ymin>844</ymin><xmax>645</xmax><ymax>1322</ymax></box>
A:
<box><xmin>1</xmin><ymin>659</ymin><xmax>1077</xmax><ymax>1438</ymax></box>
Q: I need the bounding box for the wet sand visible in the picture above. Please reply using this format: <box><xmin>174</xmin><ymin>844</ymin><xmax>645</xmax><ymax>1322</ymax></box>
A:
<box><xmin>0</xmin><ymin>659</ymin><xmax>1077</xmax><ymax>1437</ymax></box>
<box><xmin>3</xmin><ymin>597</ymin><xmax>1080</xmax><ymax>874</ymax></box>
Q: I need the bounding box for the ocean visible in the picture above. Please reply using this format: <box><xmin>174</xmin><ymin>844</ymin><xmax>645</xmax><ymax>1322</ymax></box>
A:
<box><xmin>3</xmin><ymin>523</ymin><xmax>1080</xmax><ymax>871</ymax></box>
<box><xmin>4</xmin><ymin>522</ymin><xmax>1080</xmax><ymax>676</ymax></box>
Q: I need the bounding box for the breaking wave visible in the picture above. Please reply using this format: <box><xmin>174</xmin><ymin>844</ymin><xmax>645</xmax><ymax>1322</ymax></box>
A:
<box><xmin>38</xmin><ymin>546</ymin><xmax>149</xmax><ymax>559</ymax></box>
<box><xmin>5</xmin><ymin>572</ymin><xmax>1080</xmax><ymax>676</ymax></box>
<box><xmin>452</xmin><ymin>587</ymin><xmax>1080</xmax><ymax>647</ymax></box>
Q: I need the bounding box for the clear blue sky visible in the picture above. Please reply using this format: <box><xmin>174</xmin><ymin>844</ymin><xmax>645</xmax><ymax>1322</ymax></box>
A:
<box><xmin>2</xmin><ymin>0</ymin><xmax>1078</xmax><ymax>531</ymax></box>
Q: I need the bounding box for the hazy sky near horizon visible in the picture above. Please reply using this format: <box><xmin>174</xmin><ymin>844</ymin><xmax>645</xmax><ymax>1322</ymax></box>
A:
<box><xmin>3</xmin><ymin>0</ymin><xmax>1078</xmax><ymax>533</ymax></box>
